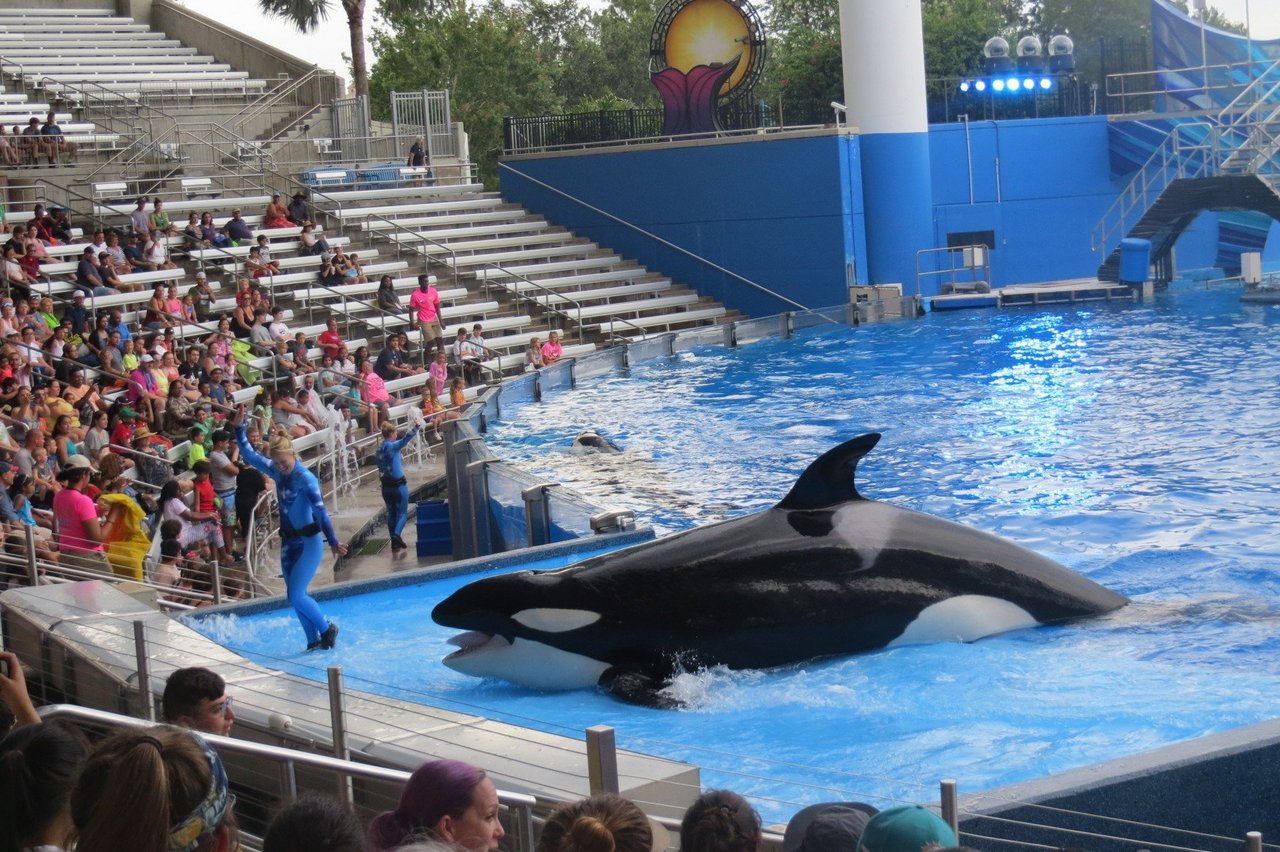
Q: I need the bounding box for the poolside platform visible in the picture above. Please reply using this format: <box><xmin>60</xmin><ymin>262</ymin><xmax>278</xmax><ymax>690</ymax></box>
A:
<box><xmin>931</xmin><ymin>278</ymin><xmax>1142</xmax><ymax>311</ymax></box>
<box><xmin>0</xmin><ymin>581</ymin><xmax>702</xmax><ymax>818</ymax></box>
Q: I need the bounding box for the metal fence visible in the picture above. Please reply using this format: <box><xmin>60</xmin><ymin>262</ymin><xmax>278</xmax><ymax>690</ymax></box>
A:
<box><xmin>503</xmin><ymin>98</ymin><xmax>832</xmax><ymax>154</ymax></box>
<box><xmin>391</xmin><ymin>89</ymin><xmax>459</xmax><ymax>161</ymax></box>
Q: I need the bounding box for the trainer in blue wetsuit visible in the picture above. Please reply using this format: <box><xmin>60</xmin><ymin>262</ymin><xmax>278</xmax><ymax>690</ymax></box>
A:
<box><xmin>376</xmin><ymin>421</ymin><xmax>420</xmax><ymax>552</ymax></box>
<box><xmin>236</xmin><ymin>421</ymin><xmax>346</xmax><ymax>650</ymax></box>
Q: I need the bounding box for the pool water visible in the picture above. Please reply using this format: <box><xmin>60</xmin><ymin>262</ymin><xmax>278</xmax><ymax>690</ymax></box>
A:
<box><xmin>194</xmin><ymin>287</ymin><xmax>1280</xmax><ymax>822</ymax></box>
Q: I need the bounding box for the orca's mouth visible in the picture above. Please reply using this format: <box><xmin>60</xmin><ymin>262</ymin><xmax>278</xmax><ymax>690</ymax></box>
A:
<box><xmin>444</xmin><ymin>631</ymin><xmax>511</xmax><ymax>662</ymax></box>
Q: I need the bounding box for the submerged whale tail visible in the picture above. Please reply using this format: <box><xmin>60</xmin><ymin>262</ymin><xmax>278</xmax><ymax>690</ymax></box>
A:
<box><xmin>777</xmin><ymin>432</ymin><xmax>880</xmax><ymax>510</ymax></box>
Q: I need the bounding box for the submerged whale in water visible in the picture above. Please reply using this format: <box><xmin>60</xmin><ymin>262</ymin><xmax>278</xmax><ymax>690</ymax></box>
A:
<box><xmin>433</xmin><ymin>433</ymin><xmax>1128</xmax><ymax>706</ymax></box>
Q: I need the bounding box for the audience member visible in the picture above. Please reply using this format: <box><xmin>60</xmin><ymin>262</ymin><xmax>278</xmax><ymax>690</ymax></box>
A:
<box><xmin>287</xmin><ymin>191</ymin><xmax>312</xmax><ymax>226</ymax></box>
<box><xmin>681</xmin><ymin>791</ymin><xmax>762</xmax><ymax>852</ymax></box>
<box><xmin>263</xmin><ymin>796</ymin><xmax>365</xmax><ymax>852</ymax></box>
<box><xmin>149</xmin><ymin>197</ymin><xmax>177</xmax><ymax>237</ymax></box>
<box><xmin>225</xmin><ymin>208</ymin><xmax>254</xmax><ymax>243</ymax></box>
<box><xmin>162</xmin><ymin>666</ymin><xmax>235</xmax><ymax>736</ymax></box>
<box><xmin>376</xmin><ymin>332</ymin><xmax>418</xmax><ymax>381</ymax></box>
<box><xmin>855</xmin><ymin>806</ymin><xmax>956</xmax><ymax>852</ymax></box>
<box><xmin>784</xmin><ymin>803</ymin><xmax>880</xmax><ymax>852</ymax></box>
<box><xmin>0</xmin><ymin>649</ymin><xmax>41</xmax><ymax>727</ymax></box>
<box><xmin>70</xmin><ymin>725</ymin><xmax>239</xmax><ymax>852</ymax></box>
<box><xmin>542</xmin><ymin>330</ymin><xmax>565</xmax><ymax>365</ymax></box>
<box><xmin>537</xmin><ymin>794</ymin><xmax>659</xmax><ymax>852</ymax></box>
<box><xmin>366</xmin><ymin>759</ymin><xmax>503</xmax><ymax>851</ymax></box>
<box><xmin>264</xmin><ymin>192</ymin><xmax>292</xmax><ymax>228</ymax></box>
<box><xmin>40</xmin><ymin>111</ymin><xmax>78</xmax><ymax>163</ymax></box>
<box><xmin>408</xmin><ymin>274</ymin><xmax>444</xmax><ymax>363</ymax></box>
<box><xmin>378</xmin><ymin>273</ymin><xmax>404</xmax><ymax>313</ymax></box>
<box><xmin>0</xmin><ymin>720</ymin><xmax>89</xmax><ymax>852</ymax></box>
<box><xmin>129</xmin><ymin>197</ymin><xmax>151</xmax><ymax>237</ymax></box>
<box><xmin>524</xmin><ymin>332</ymin><xmax>545</xmax><ymax>370</ymax></box>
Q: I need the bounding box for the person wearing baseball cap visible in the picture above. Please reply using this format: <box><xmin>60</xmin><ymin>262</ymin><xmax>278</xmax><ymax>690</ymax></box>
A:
<box><xmin>785</xmin><ymin>803</ymin><xmax>880</xmax><ymax>852</ymax></box>
<box><xmin>856</xmin><ymin>806</ymin><xmax>957</xmax><ymax>852</ymax></box>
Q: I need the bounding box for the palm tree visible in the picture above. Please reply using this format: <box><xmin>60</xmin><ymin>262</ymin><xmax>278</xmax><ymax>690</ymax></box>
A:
<box><xmin>258</xmin><ymin>0</ymin><xmax>374</xmax><ymax>99</ymax></box>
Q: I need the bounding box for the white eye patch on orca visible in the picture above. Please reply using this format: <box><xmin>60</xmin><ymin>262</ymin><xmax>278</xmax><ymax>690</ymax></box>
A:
<box><xmin>512</xmin><ymin>608</ymin><xmax>602</xmax><ymax>632</ymax></box>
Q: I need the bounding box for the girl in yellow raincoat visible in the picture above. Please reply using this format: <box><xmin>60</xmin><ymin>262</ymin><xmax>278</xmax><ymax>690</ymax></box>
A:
<box><xmin>99</xmin><ymin>492</ymin><xmax>150</xmax><ymax>581</ymax></box>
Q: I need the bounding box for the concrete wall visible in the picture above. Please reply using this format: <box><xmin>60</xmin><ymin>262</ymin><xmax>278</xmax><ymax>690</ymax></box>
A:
<box><xmin>959</xmin><ymin>718</ymin><xmax>1280</xmax><ymax>852</ymax></box>
<box><xmin>928</xmin><ymin>115</ymin><xmax>1119</xmax><ymax>287</ymax></box>
<box><xmin>150</xmin><ymin>0</ymin><xmax>344</xmax><ymax>95</ymax></box>
<box><xmin>500</xmin><ymin>129</ymin><xmax>867</xmax><ymax>318</ymax></box>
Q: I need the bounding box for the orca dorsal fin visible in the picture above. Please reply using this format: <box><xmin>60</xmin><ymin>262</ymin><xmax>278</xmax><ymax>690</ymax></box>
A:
<box><xmin>776</xmin><ymin>433</ymin><xmax>881</xmax><ymax>510</ymax></box>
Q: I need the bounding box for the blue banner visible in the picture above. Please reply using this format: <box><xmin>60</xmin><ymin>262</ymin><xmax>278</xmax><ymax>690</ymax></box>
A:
<box><xmin>1152</xmin><ymin>0</ymin><xmax>1280</xmax><ymax>110</ymax></box>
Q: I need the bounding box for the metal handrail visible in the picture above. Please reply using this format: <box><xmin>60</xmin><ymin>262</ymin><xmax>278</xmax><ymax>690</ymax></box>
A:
<box><xmin>499</xmin><ymin>162</ymin><xmax>812</xmax><ymax>315</ymax></box>
<box><xmin>1218</xmin><ymin>57</ymin><xmax>1280</xmax><ymax>125</ymax></box>
<box><xmin>603</xmin><ymin>314</ymin><xmax>650</xmax><ymax>342</ymax></box>
<box><xmin>35</xmin><ymin>703</ymin><xmax>539</xmax><ymax>849</ymax></box>
<box><xmin>478</xmin><ymin>263</ymin><xmax>584</xmax><ymax>344</ymax></box>
<box><xmin>361</xmin><ymin>210</ymin><xmax>459</xmax><ymax>289</ymax></box>
<box><xmin>1090</xmin><ymin>121</ymin><xmax>1217</xmax><ymax>255</ymax></box>
<box><xmin>222</xmin><ymin>67</ymin><xmax>336</xmax><ymax>139</ymax></box>
<box><xmin>0</xmin><ymin>523</ymin><xmax>231</xmax><ymax>609</ymax></box>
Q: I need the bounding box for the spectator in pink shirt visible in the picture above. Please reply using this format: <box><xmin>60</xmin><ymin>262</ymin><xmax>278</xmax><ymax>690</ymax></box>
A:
<box><xmin>407</xmin><ymin>274</ymin><xmax>443</xmax><ymax>365</ymax></box>
<box><xmin>360</xmin><ymin>359</ymin><xmax>391</xmax><ymax>432</ymax></box>
<box><xmin>428</xmin><ymin>350</ymin><xmax>449</xmax><ymax>399</ymax></box>
<box><xmin>52</xmin><ymin>458</ymin><xmax>110</xmax><ymax>573</ymax></box>
<box><xmin>541</xmin><ymin>330</ymin><xmax>564</xmax><ymax>365</ymax></box>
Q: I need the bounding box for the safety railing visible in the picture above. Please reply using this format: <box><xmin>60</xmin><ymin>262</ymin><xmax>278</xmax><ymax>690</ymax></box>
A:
<box><xmin>915</xmin><ymin>244</ymin><xmax>992</xmax><ymax>297</ymax></box>
<box><xmin>222</xmin><ymin>67</ymin><xmax>340</xmax><ymax>144</ymax></box>
<box><xmin>34</xmin><ymin>704</ymin><xmax>539</xmax><ymax>852</ymax></box>
<box><xmin>1104</xmin><ymin>58</ymin><xmax>1278</xmax><ymax>115</ymax></box>
<box><xmin>0</xmin><ymin>523</ymin><xmax>244</xmax><ymax>610</ymax></box>
<box><xmin>502</xmin><ymin>99</ymin><xmax>830</xmax><ymax>155</ymax></box>
<box><xmin>1090</xmin><ymin>121</ymin><xmax>1219</xmax><ymax>257</ymax></box>
<box><xmin>477</xmin><ymin>263</ymin><xmax>584</xmax><ymax>343</ymax></box>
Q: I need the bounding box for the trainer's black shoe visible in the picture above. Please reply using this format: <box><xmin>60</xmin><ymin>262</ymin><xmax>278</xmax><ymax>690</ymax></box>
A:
<box><xmin>319</xmin><ymin>623</ymin><xmax>340</xmax><ymax>650</ymax></box>
<box><xmin>391</xmin><ymin>536</ymin><xmax>407</xmax><ymax>551</ymax></box>
<box><xmin>305</xmin><ymin>640</ymin><xmax>322</xmax><ymax>652</ymax></box>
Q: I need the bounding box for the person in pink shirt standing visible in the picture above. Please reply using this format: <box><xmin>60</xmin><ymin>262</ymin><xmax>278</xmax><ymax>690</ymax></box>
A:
<box><xmin>53</xmin><ymin>456</ymin><xmax>111</xmax><ymax>573</ymax></box>
<box><xmin>407</xmin><ymin>274</ymin><xmax>443</xmax><ymax>366</ymax></box>
<box><xmin>428</xmin><ymin>350</ymin><xmax>450</xmax><ymax>401</ymax></box>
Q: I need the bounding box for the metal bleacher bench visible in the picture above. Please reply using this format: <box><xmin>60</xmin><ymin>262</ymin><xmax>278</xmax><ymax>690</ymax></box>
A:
<box><xmin>93</xmin><ymin>182</ymin><xmax>129</xmax><ymax>200</ymax></box>
<box><xmin>181</xmin><ymin>177</ymin><xmax>219</xmax><ymax>200</ymax></box>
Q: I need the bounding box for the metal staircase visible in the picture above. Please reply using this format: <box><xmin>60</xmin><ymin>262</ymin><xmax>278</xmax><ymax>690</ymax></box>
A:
<box><xmin>1093</xmin><ymin>59</ymin><xmax>1280</xmax><ymax>282</ymax></box>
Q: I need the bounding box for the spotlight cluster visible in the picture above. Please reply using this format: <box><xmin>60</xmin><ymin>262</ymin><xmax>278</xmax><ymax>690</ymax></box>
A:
<box><xmin>957</xmin><ymin>34</ymin><xmax>1074</xmax><ymax>96</ymax></box>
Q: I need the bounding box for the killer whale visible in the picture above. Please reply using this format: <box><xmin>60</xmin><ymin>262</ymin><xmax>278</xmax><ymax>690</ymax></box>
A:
<box><xmin>432</xmin><ymin>433</ymin><xmax>1129</xmax><ymax>707</ymax></box>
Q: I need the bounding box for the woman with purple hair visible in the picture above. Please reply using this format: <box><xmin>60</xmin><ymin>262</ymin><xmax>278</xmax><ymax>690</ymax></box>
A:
<box><xmin>367</xmin><ymin>759</ymin><xmax>505</xmax><ymax>851</ymax></box>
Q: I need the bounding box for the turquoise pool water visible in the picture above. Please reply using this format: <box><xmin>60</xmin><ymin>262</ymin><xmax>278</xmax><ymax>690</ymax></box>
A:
<box><xmin>194</xmin><ymin>287</ymin><xmax>1280</xmax><ymax>822</ymax></box>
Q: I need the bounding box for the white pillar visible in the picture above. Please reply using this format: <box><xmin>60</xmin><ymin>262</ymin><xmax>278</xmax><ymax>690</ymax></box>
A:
<box><xmin>838</xmin><ymin>0</ymin><xmax>938</xmax><ymax>291</ymax></box>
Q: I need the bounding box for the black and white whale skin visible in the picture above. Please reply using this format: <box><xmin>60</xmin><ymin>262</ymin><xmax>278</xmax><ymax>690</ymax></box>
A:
<box><xmin>433</xmin><ymin>433</ymin><xmax>1129</xmax><ymax>707</ymax></box>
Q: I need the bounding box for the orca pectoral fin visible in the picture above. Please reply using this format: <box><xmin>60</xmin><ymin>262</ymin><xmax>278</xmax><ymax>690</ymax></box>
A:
<box><xmin>600</xmin><ymin>667</ymin><xmax>683</xmax><ymax>709</ymax></box>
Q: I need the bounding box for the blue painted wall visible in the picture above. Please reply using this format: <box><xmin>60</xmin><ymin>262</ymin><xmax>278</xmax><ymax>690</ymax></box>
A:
<box><xmin>860</xmin><ymin>131</ymin><xmax>935</xmax><ymax>290</ymax></box>
<box><xmin>1173</xmin><ymin>210</ymin><xmax>1221</xmax><ymax>273</ymax></box>
<box><xmin>928</xmin><ymin>116</ymin><xmax>1119</xmax><ymax>287</ymax></box>
<box><xmin>500</xmin><ymin>132</ymin><xmax>866</xmax><ymax>318</ymax></box>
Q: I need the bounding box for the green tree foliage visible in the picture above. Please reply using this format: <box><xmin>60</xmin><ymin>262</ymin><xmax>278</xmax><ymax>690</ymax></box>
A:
<box><xmin>369</xmin><ymin>0</ymin><xmax>560</xmax><ymax>186</ymax></box>
<box><xmin>924</xmin><ymin>0</ymin><xmax>1024</xmax><ymax>79</ymax></box>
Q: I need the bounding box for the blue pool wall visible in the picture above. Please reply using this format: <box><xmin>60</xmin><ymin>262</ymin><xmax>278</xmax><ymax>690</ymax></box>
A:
<box><xmin>501</xmin><ymin>117</ymin><xmax>1280</xmax><ymax>299</ymax></box>
<box><xmin>499</xmin><ymin>130</ymin><xmax>868</xmax><ymax>316</ymax></box>
<box><xmin>959</xmin><ymin>717</ymin><xmax>1280</xmax><ymax>852</ymax></box>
